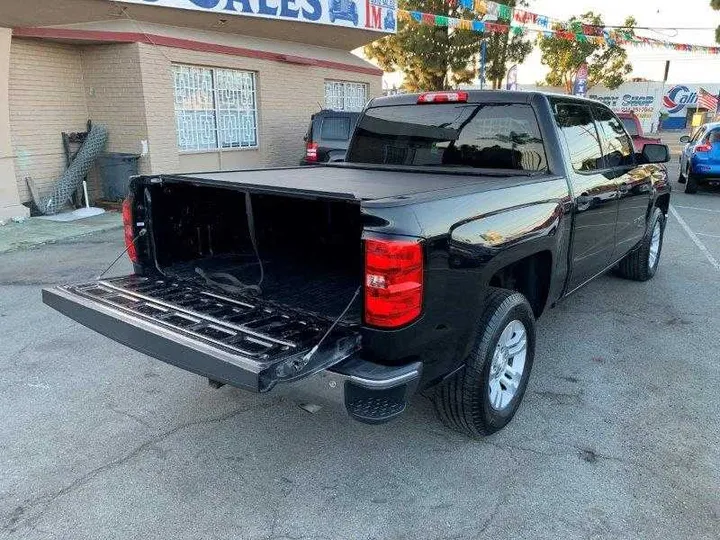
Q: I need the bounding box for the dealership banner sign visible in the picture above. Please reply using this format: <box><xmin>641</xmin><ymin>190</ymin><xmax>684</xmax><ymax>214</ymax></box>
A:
<box><xmin>115</xmin><ymin>0</ymin><xmax>396</xmax><ymax>32</ymax></box>
<box><xmin>588</xmin><ymin>93</ymin><xmax>658</xmax><ymax>121</ymax></box>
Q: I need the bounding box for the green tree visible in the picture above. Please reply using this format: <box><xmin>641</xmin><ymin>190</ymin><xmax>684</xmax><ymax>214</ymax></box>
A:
<box><xmin>713</xmin><ymin>0</ymin><xmax>720</xmax><ymax>42</ymax></box>
<box><xmin>538</xmin><ymin>12</ymin><xmax>635</xmax><ymax>93</ymax></box>
<box><xmin>364</xmin><ymin>0</ymin><xmax>532</xmax><ymax>91</ymax></box>
<box><xmin>484</xmin><ymin>2</ymin><xmax>534</xmax><ymax>89</ymax></box>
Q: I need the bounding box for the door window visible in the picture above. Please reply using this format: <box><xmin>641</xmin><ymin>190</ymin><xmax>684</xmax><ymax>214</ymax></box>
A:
<box><xmin>690</xmin><ymin>126</ymin><xmax>706</xmax><ymax>143</ymax></box>
<box><xmin>619</xmin><ymin>117</ymin><xmax>639</xmax><ymax>136</ymax></box>
<box><xmin>593</xmin><ymin>106</ymin><xmax>634</xmax><ymax>168</ymax></box>
<box><xmin>552</xmin><ymin>102</ymin><xmax>604</xmax><ymax>172</ymax></box>
<box><xmin>703</xmin><ymin>128</ymin><xmax>720</xmax><ymax>144</ymax></box>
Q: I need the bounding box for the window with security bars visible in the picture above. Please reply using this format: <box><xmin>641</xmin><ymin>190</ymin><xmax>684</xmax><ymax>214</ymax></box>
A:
<box><xmin>173</xmin><ymin>65</ymin><xmax>258</xmax><ymax>152</ymax></box>
<box><xmin>324</xmin><ymin>81</ymin><xmax>368</xmax><ymax>112</ymax></box>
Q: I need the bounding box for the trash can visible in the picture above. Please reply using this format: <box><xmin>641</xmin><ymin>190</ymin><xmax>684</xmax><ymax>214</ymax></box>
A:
<box><xmin>97</xmin><ymin>153</ymin><xmax>141</xmax><ymax>201</ymax></box>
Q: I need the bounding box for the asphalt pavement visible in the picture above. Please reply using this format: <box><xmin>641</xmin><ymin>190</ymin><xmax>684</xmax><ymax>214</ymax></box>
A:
<box><xmin>1</xmin><ymin>170</ymin><xmax>718</xmax><ymax>539</ymax></box>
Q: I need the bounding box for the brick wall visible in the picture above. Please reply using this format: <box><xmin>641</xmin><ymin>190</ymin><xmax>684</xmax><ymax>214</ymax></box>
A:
<box><xmin>81</xmin><ymin>43</ymin><xmax>149</xmax><ymax>172</ymax></box>
<box><xmin>139</xmin><ymin>43</ymin><xmax>382</xmax><ymax>174</ymax></box>
<box><xmin>8</xmin><ymin>39</ymin><xmax>89</xmax><ymax>202</ymax></box>
<box><xmin>8</xmin><ymin>32</ymin><xmax>382</xmax><ymax>205</ymax></box>
<box><xmin>136</xmin><ymin>44</ymin><xmax>180</xmax><ymax>174</ymax></box>
<box><xmin>80</xmin><ymin>42</ymin><xmax>151</xmax><ymax>196</ymax></box>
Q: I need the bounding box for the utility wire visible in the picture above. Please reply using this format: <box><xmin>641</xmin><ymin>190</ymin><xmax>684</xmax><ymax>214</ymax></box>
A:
<box><xmin>590</xmin><ymin>25</ymin><xmax>718</xmax><ymax>31</ymax></box>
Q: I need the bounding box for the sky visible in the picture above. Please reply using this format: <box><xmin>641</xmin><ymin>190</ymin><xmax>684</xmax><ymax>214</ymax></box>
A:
<box><xmin>368</xmin><ymin>0</ymin><xmax>720</xmax><ymax>88</ymax></box>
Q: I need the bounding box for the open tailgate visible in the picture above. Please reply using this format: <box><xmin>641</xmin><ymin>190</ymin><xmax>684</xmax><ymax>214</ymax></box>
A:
<box><xmin>42</xmin><ymin>275</ymin><xmax>360</xmax><ymax>392</ymax></box>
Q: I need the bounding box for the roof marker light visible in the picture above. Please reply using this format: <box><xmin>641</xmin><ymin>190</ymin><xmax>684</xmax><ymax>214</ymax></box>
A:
<box><xmin>417</xmin><ymin>91</ymin><xmax>469</xmax><ymax>104</ymax></box>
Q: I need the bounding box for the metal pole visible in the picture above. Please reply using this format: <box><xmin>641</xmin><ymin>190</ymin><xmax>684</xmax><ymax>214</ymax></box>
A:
<box><xmin>480</xmin><ymin>40</ymin><xmax>487</xmax><ymax>90</ymax></box>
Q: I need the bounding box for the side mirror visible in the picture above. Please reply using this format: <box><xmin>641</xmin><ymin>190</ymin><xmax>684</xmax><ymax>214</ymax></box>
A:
<box><xmin>679</xmin><ymin>135</ymin><xmax>690</xmax><ymax>143</ymax></box>
<box><xmin>641</xmin><ymin>143</ymin><xmax>670</xmax><ymax>164</ymax></box>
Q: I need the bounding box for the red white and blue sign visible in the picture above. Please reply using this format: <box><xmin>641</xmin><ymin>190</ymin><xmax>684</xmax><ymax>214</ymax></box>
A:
<box><xmin>116</xmin><ymin>0</ymin><xmax>396</xmax><ymax>32</ymax></box>
<box><xmin>368</xmin><ymin>0</ymin><xmax>396</xmax><ymax>31</ymax></box>
<box><xmin>663</xmin><ymin>85</ymin><xmax>698</xmax><ymax>114</ymax></box>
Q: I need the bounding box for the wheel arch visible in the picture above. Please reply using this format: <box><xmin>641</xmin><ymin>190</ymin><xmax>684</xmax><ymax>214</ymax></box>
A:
<box><xmin>655</xmin><ymin>192</ymin><xmax>670</xmax><ymax>215</ymax></box>
<box><xmin>486</xmin><ymin>250</ymin><xmax>553</xmax><ymax>318</ymax></box>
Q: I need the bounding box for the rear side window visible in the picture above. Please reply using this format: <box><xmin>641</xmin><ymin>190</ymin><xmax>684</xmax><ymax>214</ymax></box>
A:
<box><xmin>347</xmin><ymin>103</ymin><xmax>547</xmax><ymax>172</ymax></box>
<box><xmin>690</xmin><ymin>127</ymin><xmax>706</xmax><ymax>143</ymax></box>
<box><xmin>620</xmin><ymin>117</ymin><xmax>639</xmax><ymax>137</ymax></box>
<box><xmin>320</xmin><ymin>116</ymin><xmax>352</xmax><ymax>141</ymax></box>
<box><xmin>593</xmin><ymin>106</ymin><xmax>634</xmax><ymax>168</ymax></box>
<box><xmin>552</xmin><ymin>102</ymin><xmax>603</xmax><ymax>172</ymax></box>
<box><xmin>703</xmin><ymin>128</ymin><xmax>720</xmax><ymax>144</ymax></box>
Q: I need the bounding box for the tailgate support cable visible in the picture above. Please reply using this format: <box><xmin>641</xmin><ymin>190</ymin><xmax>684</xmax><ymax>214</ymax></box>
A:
<box><xmin>299</xmin><ymin>286</ymin><xmax>361</xmax><ymax>367</ymax></box>
<box><xmin>97</xmin><ymin>229</ymin><xmax>147</xmax><ymax>279</ymax></box>
<box><xmin>244</xmin><ymin>191</ymin><xmax>264</xmax><ymax>289</ymax></box>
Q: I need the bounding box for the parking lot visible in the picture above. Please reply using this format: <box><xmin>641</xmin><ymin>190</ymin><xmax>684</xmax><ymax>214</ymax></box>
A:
<box><xmin>1</xmin><ymin>173</ymin><xmax>719</xmax><ymax>540</ymax></box>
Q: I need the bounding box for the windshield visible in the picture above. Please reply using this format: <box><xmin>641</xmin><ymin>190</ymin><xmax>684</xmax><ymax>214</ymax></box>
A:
<box><xmin>347</xmin><ymin>103</ymin><xmax>548</xmax><ymax>172</ymax></box>
<box><xmin>620</xmin><ymin>117</ymin><xmax>639</xmax><ymax>137</ymax></box>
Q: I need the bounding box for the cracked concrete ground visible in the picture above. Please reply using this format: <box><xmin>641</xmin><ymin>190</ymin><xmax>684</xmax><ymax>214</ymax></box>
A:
<box><xmin>1</xmin><ymin>175</ymin><xmax>719</xmax><ymax>539</ymax></box>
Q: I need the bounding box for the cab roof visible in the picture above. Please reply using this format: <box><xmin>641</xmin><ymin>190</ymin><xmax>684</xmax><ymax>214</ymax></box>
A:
<box><xmin>367</xmin><ymin>90</ymin><xmax>601</xmax><ymax>108</ymax></box>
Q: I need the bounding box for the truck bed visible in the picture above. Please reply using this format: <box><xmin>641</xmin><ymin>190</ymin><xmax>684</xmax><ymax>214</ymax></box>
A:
<box><xmin>167</xmin><ymin>164</ymin><xmax>545</xmax><ymax>203</ymax></box>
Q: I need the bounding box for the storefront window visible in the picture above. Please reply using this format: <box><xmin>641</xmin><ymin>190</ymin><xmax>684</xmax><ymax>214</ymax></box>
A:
<box><xmin>173</xmin><ymin>65</ymin><xmax>258</xmax><ymax>152</ymax></box>
<box><xmin>324</xmin><ymin>81</ymin><xmax>368</xmax><ymax>111</ymax></box>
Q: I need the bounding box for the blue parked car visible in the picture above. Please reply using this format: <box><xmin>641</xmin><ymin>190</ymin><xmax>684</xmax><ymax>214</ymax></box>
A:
<box><xmin>679</xmin><ymin>121</ymin><xmax>720</xmax><ymax>193</ymax></box>
<box><xmin>329</xmin><ymin>0</ymin><xmax>358</xmax><ymax>26</ymax></box>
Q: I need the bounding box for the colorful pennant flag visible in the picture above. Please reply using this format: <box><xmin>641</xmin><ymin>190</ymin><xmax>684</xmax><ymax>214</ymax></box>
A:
<box><xmin>389</xmin><ymin>1</ymin><xmax>720</xmax><ymax>56</ymax></box>
<box><xmin>497</xmin><ymin>4</ymin><xmax>512</xmax><ymax>20</ymax></box>
<box><xmin>474</xmin><ymin>0</ymin><xmax>487</xmax><ymax>14</ymax></box>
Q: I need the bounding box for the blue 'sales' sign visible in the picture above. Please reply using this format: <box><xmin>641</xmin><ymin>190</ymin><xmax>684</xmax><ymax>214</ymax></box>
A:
<box><xmin>117</xmin><ymin>0</ymin><xmax>397</xmax><ymax>32</ymax></box>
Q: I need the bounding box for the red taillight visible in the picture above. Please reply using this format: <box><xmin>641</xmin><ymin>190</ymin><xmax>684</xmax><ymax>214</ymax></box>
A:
<box><xmin>305</xmin><ymin>141</ymin><xmax>318</xmax><ymax>162</ymax></box>
<box><xmin>364</xmin><ymin>239</ymin><xmax>423</xmax><ymax>328</ymax></box>
<box><xmin>695</xmin><ymin>143</ymin><xmax>712</xmax><ymax>153</ymax></box>
<box><xmin>121</xmin><ymin>197</ymin><xmax>138</xmax><ymax>263</ymax></box>
<box><xmin>417</xmin><ymin>91</ymin><xmax>468</xmax><ymax>104</ymax></box>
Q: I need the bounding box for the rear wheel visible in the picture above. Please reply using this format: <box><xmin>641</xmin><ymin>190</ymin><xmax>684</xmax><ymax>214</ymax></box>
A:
<box><xmin>616</xmin><ymin>208</ymin><xmax>666</xmax><ymax>281</ymax></box>
<box><xmin>434</xmin><ymin>288</ymin><xmax>535</xmax><ymax>438</ymax></box>
<box><xmin>685</xmin><ymin>172</ymin><xmax>698</xmax><ymax>194</ymax></box>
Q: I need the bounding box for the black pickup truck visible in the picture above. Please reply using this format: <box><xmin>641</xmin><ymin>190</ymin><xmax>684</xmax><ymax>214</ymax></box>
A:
<box><xmin>43</xmin><ymin>91</ymin><xmax>671</xmax><ymax>437</ymax></box>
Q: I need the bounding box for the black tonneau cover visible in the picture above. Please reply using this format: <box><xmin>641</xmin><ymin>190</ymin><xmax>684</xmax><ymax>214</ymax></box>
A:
<box><xmin>165</xmin><ymin>164</ymin><xmax>535</xmax><ymax>202</ymax></box>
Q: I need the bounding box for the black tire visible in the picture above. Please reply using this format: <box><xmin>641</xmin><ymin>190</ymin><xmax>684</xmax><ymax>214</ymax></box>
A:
<box><xmin>616</xmin><ymin>208</ymin><xmax>666</xmax><ymax>281</ymax></box>
<box><xmin>678</xmin><ymin>168</ymin><xmax>686</xmax><ymax>184</ymax></box>
<box><xmin>685</xmin><ymin>172</ymin><xmax>698</xmax><ymax>194</ymax></box>
<box><xmin>434</xmin><ymin>288</ymin><xmax>536</xmax><ymax>438</ymax></box>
